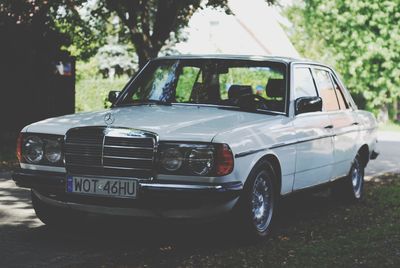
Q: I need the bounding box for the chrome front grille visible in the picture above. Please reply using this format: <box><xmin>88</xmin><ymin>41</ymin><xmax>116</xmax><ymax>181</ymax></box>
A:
<box><xmin>65</xmin><ymin>127</ymin><xmax>157</xmax><ymax>178</ymax></box>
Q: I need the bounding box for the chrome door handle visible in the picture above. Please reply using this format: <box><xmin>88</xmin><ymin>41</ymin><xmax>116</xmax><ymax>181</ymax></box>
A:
<box><xmin>324</xmin><ymin>125</ymin><xmax>334</xmax><ymax>129</ymax></box>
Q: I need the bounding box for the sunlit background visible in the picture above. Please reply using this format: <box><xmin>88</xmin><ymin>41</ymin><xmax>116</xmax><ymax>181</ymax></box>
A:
<box><xmin>1</xmin><ymin>0</ymin><xmax>399</xmax><ymax>147</ymax></box>
<box><xmin>1</xmin><ymin>2</ymin><xmax>400</xmax><ymax>267</ymax></box>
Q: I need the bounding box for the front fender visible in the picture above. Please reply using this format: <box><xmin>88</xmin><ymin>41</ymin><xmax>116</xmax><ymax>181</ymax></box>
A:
<box><xmin>233</xmin><ymin>146</ymin><xmax>295</xmax><ymax>195</ymax></box>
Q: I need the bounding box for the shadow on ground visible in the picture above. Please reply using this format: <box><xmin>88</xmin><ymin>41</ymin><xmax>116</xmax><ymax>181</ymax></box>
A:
<box><xmin>0</xmin><ymin>173</ymin><xmax>399</xmax><ymax>267</ymax></box>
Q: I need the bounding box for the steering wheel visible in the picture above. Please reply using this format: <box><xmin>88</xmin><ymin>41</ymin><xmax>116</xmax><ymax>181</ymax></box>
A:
<box><xmin>237</xmin><ymin>94</ymin><xmax>269</xmax><ymax>110</ymax></box>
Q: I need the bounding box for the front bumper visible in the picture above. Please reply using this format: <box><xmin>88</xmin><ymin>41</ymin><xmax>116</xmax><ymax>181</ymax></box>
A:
<box><xmin>13</xmin><ymin>169</ymin><xmax>243</xmax><ymax>219</ymax></box>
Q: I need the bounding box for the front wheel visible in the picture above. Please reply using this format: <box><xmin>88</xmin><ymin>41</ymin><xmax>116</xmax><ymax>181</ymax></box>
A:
<box><xmin>332</xmin><ymin>154</ymin><xmax>365</xmax><ymax>202</ymax></box>
<box><xmin>235</xmin><ymin>160</ymin><xmax>277</xmax><ymax>240</ymax></box>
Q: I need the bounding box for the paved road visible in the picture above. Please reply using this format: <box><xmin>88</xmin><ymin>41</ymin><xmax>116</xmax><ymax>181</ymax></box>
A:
<box><xmin>365</xmin><ymin>131</ymin><xmax>400</xmax><ymax>178</ymax></box>
<box><xmin>0</xmin><ymin>131</ymin><xmax>399</xmax><ymax>267</ymax></box>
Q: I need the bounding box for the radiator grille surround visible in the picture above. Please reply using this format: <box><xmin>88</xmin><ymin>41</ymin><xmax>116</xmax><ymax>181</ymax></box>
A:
<box><xmin>64</xmin><ymin>127</ymin><xmax>157</xmax><ymax>179</ymax></box>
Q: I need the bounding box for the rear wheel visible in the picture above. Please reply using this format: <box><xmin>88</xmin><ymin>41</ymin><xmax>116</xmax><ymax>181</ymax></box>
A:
<box><xmin>236</xmin><ymin>160</ymin><xmax>277</xmax><ymax>240</ymax></box>
<box><xmin>31</xmin><ymin>190</ymin><xmax>86</xmax><ymax>228</ymax></box>
<box><xmin>332</xmin><ymin>154</ymin><xmax>365</xmax><ymax>202</ymax></box>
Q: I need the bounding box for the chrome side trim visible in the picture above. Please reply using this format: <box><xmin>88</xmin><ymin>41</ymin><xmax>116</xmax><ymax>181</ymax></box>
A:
<box><xmin>235</xmin><ymin>148</ymin><xmax>267</xmax><ymax>158</ymax></box>
<box><xmin>140</xmin><ymin>181</ymin><xmax>243</xmax><ymax>192</ymax></box>
<box><xmin>235</xmin><ymin>134</ymin><xmax>334</xmax><ymax>158</ymax></box>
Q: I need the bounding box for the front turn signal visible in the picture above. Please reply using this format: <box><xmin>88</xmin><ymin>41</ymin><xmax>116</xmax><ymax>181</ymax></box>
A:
<box><xmin>215</xmin><ymin>144</ymin><xmax>234</xmax><ymax>176</ymax></box>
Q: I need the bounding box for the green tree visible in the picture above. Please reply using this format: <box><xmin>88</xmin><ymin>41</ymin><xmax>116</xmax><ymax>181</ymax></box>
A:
<box><xmin>0</xmin><ymin>0</ymin><xmax>109</xmax><ymax>60</ymax></box>
<box><xmin>104</xmin><ymin>0</ymin><xmax>277</xmax><ymax>68</ymax></box>
<box><xmin>286</xmin><ymin>0</ymin><xmax>400</xmax><ymax>118</ymax></box>
<box><xmin>2</xmin><ymin>0</ymin><xmax>277</xmax><ymax>67</ymax></box>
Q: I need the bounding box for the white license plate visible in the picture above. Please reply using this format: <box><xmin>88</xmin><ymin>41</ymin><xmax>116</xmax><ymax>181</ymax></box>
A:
<box><xmin>66</xmin><ymin>176</ymin><xmax>137</xmax><ymax>199</ymax></box>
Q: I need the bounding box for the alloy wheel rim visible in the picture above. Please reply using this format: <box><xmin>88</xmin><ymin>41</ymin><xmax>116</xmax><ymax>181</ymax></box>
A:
<box><xmin>252</xmin><ymin>171</ymin><xmax>273</xmax><ymax>232</ymax></box>
<box><xmin>351</xmin><ymin>160</ymin><xmax>363</xmax><ymax>198</ymax></box>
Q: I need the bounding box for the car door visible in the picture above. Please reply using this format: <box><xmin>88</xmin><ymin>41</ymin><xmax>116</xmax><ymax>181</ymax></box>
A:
<box><xmin>292</xmin><ymin>66</ymin><xmax>335</xmax><ymax>190</ymax></box>
<box><xmin>312</xmin><ymin>68</ymin><xmax>360</xmax><ymax>179</ymax></box>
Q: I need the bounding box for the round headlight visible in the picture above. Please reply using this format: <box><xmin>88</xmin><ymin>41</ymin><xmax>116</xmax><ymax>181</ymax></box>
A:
<box><xmin>23</xmin><ymin>136</ymin><xmax>44</xmax><ymax>164</ymax></box>
<box><xmin>161</xmin><ymin>148</ymin><xmax>183</xmax><ymax>171</ymax></box>
<box><xmin>45</xmin><ymin>139</ymin><xmax>62</xmax><ymax>163</ymax></box>
<box><xmin>188</xmin><ymin>148</ymin><xmax>214</xmax><ymax>175</ymax></box>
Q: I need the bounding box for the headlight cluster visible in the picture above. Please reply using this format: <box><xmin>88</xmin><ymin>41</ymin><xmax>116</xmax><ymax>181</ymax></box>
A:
<box><xmin>17</xmin><ymin>134</ymin><xmax>64</xmax><ymax>166</ymax></box>
<box><xmin>158</xmin><ymin>143</ymin><xmax>234</xmax><ymax>176</ymax></box>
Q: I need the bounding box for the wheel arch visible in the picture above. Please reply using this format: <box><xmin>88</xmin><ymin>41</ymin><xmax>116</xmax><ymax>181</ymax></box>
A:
<box><xmin>253</xmin><ymin>153</ymin><xmax>282</xmax><ymax>196</ymax></box>
<box><xmin>358</xmin><ymin>144</ymin><xmax>369</xmax><ymax>167</ymax></box>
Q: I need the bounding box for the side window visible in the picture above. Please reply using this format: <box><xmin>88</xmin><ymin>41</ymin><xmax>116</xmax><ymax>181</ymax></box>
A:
<box><xmin>313</xmin><ymin>69</ymin><xmax>340</xmax><ymax>111</ymax></box>
<box><xmin>218</xmin><ymin>67</ymin><xmax>284</xmax><ymax>100</ymax></box>
<box><xmin>330</xmin><ymin>74</ymin><xmax>349</xmax><ymax>110</ymax></box>
<box><xmin>294</xmin><ymin>67</ymin><xmax>318</xmax><ymax>98</ymax></box>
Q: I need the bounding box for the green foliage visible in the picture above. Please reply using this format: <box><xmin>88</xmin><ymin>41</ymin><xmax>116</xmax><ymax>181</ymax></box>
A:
<box><xmin>219</xmin><ymin>68</ymin><xmax>283</xmax><ymax>98</ymax></box>
<box><xmin>95</xmin><ymin>41</ymin><xmax>137</xmax><ymax>78</ymax></box>
<box><xmin>175</xmin><ymin>66</ymin><xmax>200</xmax><ymax>101</ymax></box>
<box><xmin>75</xmin><ymin>60</ymin><xmax>129</xmax><ymax>112</ymax></box>
<box><xmin>52</xmin><ymin>0</ymin><xmax>110</xmax><ymax>60</ymax></box>
<box><xmin>105</xmin><ymin>0</ymin><xmax>277</xmax><ymax>67</ymax></box>
<box><xmin>286</xmin><ymin>0</ymin><xmax>400</xmax><ymax>112</ymax></box>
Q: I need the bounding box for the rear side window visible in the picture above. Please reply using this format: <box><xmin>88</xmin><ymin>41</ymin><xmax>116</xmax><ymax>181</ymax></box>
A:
<box><xmin>330</xmin><ymin>74</ymin><xmax>349</xmax><ymax>110</ymax></box>
<box><xmin>313</xmin><ymin>69</ymin><xmax>340</xmax><ymax>111</ymax></box>
<box><xmin>293</xmin><ymin>67</ymin><xmax>318</xmax><ymax>98</ymax></box>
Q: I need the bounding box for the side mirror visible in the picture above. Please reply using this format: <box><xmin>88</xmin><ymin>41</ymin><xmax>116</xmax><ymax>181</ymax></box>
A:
<box><xmin>108</xmin><ymin>91</ymin><xmax>121</xmax><ymax>104</ymax></box>
<box><xmin>295</xmin><ymin>96</ymin><xmax>323</xmax><ymax>115</ymax></box>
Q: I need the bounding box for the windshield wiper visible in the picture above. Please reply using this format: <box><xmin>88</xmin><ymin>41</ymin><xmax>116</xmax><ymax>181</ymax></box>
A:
<box><xmin>144</xmin><ymin>99</ymin><xmax>172</xmax><ymax>106</ymax></box>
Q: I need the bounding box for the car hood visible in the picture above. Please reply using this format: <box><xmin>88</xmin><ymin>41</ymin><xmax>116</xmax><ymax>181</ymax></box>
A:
<box><xmin>25</xmin><ymin>105</ymin><xmax>278</xmax><ymax>142</ymax></box>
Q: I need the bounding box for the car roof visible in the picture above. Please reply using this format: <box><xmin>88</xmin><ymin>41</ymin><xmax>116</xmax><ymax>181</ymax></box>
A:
<box><xmin>154</xmin><ymin>54</ymin><xmax>320</xmax><ymax>65</ymax></box>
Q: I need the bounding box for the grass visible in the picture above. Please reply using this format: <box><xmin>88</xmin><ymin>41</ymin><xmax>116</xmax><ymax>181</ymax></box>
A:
<box><xmin>75</xmin><ymin>76</ymin><xmax>129</xmax><ymax>112</ymax></box>
<box><xmin>63</xmin><ymin>174</ymin><xmax>400</xmax><ymax>268</ymax></box>
<box><xmin>169</xmin><ymin>176</ymin><xmax>400</xmax><ymax>268</ymax></box>
<box><xmin>379</xmin><ymin>121</ymin><xmax>400</xmax><ymax>132</ymax></box>
<box><xmin>248</xmin><ymin>176</ymin><xmax>400</xmax><ymax>267</ymax></box>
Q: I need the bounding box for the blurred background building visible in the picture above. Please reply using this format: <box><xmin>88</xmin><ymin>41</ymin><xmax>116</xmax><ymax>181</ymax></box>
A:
<box><xmin>174</xmin><ymin>0</ymin><xmax>299</xmax><ymax>57</ymax></box>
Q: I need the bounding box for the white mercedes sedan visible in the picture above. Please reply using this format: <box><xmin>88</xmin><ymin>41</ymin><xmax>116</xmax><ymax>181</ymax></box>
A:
<box><xmin>13</xmin><ymin>55</ymin><xmax>379</xmax><ymax>239</ymax></box>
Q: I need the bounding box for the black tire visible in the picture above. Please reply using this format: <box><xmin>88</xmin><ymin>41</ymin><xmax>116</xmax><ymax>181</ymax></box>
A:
<box><xmin>332</xmin><ymin>153</ymin><xmax>365</xmax><ymax>202</ymax></box>
<box><xmin>235</xmin><ymin>160</ymin><xmax>278</xmax><ymax>240</ymax></box>
<box><xmin>31</xmin><ymin>190</ymin><xmax>86</xmax><ymax>228</ymax></box>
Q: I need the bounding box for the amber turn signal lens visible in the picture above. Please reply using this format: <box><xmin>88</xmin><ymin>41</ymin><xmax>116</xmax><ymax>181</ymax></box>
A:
<box><xmin>16</xmin><ymin>133</ymin><xmax>23</xmax><ymax>162</ymax></box>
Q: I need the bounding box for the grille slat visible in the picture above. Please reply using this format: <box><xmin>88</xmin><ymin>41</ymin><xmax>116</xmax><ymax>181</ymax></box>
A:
<box><xmin>67</xmin><ymin>163</ymin><xmax>152</xmax><ymax>171</ymax></box>
<box><xmin>103</xmin><ymin>147</ymin><xmax>153</xmax><ymax>158</ymax></box>
<box><xmin>65</xmin><ymin>127</ymin><xmax>156</xmax><ymax>178</ymax></box>
<box><xmin>103</xmin><ymin>155</ymin><xmax>153</xmax><ymax>161</ymax></box>
<box><xmin>105</xmin><ymin>137</ymin><xmax>154</xmax><ymax>147</ymax></box>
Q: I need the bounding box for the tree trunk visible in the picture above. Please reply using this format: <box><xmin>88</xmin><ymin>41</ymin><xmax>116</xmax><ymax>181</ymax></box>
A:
<box><xmin>393</xmin><ymin>97</ymin><xmax>398</xmax><ymax>122</ymax></box>
<box><xmin>132</xmin><ymin>35</ymin><xmax>160</xmax><ymax>70</ymax></box>
<box><xmin>137</xmin><ymin>47</ymin><xmax>158</xmax><ymax>70</ymax></box>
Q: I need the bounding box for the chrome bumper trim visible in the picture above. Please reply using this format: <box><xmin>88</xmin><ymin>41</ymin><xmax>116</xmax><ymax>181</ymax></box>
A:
<box><xmin>33</xmin><ymin>190</ymin><xmax>239</xmax><ymax>218</ymax></box>
<box><xmin>139</xmin><ymin>181</ymin><xmax>243</xmax><ymax>192</ymax></box>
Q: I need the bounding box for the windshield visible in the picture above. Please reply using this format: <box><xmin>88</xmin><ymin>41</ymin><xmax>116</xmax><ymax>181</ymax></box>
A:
<box><xmin>117</xmin><ymin>59</ymin><xmax>287</xmax><ymax>113</ymax></box>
